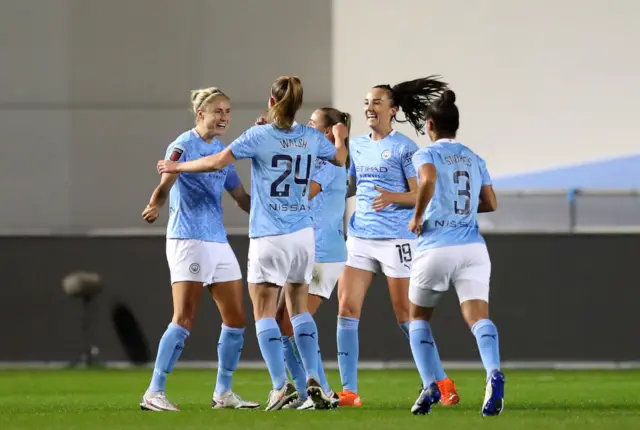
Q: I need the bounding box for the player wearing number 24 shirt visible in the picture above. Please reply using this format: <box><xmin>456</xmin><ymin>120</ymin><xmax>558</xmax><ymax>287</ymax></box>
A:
<box><xmin>157</xmin><ymin>76</ymin><xmax>348</xmax><ymax>412</ymax></box>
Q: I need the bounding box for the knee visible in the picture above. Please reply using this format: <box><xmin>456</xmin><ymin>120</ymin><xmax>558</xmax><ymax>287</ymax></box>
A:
<box><xmin>337</xmin><ymin>297</ymin><xmax>361</xmax><ymax>319</ymax></box>
<box><xmin>222</xmin><ymin>307</ymin><xmax>246</xmax><ymax>329</ymax></box>
<box><xmin>172</xmin><ymin>313</ymin><xmax>196</xmax><ymax>332</ymax></box>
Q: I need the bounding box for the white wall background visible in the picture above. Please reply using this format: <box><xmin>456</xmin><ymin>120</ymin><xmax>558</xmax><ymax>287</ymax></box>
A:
<box><xmin>0</xmin><ymin>0</ymin><xmax>331</xmax><ymax>232</ymax></box>
<box><xmin>333</xmin><ymin>0</ymin><xmax>640</xmax><ymax>177</ymax></box>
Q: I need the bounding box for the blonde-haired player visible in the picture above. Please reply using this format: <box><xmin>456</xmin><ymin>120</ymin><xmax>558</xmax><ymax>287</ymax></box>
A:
<box><xmin>140</xmin><ymin>87</ymin><xmax>258</xmax><ymax>411</ymax></box>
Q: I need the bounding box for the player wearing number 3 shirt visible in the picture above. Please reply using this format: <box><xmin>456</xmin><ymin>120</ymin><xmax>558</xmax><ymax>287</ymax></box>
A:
<box><xmin>157</xmin><ymin>76</ymin><xmax>348</xmax><ymax>411</ymax></box>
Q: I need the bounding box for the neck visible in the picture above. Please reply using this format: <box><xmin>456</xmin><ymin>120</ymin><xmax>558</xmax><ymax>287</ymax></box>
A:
<box><xmin>434</xmin><ymin>133</ymin><xmax>456</xmax><ymax>141</ymax></box>
<box><xmin>369</xmin><ymin>125</ymin><xmax>393</xmax><ymax>141</ymax></box>
<box><xmin>194</xmin><ymin>124</ymin><xmax>216</xmax><ymax>143</ymax></box>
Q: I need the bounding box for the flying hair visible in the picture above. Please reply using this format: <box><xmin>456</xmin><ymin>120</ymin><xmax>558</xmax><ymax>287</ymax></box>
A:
<box><xmin>374</xmin><ymin>75</ymin><xmax>448</xmax><ymax>135</ymax></box>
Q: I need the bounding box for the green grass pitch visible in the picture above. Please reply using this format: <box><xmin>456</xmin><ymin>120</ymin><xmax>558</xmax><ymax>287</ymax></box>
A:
<box><xmin>1</xmin><ymin>369</ymin><xmax>639</xmax><ymax>430</ymax></box>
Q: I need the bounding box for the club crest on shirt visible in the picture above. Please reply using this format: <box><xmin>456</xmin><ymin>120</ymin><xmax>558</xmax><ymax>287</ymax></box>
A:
<box><xmin>381</xmin><ymin>149</ymin><xmax>392</xmax><ymax>160</ymax></box>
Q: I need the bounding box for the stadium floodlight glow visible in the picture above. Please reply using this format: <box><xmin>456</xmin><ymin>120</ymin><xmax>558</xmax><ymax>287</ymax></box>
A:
<box><xmin>61</xmin><ymin>271</ymin><xmax>103</xmax><ymax>368</ymax></box>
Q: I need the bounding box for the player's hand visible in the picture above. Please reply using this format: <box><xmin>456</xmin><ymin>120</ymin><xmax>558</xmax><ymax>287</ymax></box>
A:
<box><xmin>372</xmin><ymin>185</ymin><xmax>393</xmax><ymax>211</ymax></box>
<box><xmin>332</xmin><ymin>123</ymin><xmax>349</xmax><ymax>140</ymax></box>
<box><xmin>142</xmin><ymin>204</ymin><xmax>159</xmax><ymax>224</ymax></box>
<box><xmin>157</xmin><ymin>160</ymin><xmax>179</xmax><ymax>174</ymax></box>
<box><xmin>409</xmin><ymin>216</ymin><xmax>422</xmax><ymax>235</ymax></box>
<box><xmin>255</xmin><ymin>110</ymin><xmax>269</xmax><ymax>125</ymax></box>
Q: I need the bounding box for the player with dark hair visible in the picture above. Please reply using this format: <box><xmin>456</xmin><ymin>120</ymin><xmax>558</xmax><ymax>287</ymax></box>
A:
<box><xmin>407</xmin><ymin>90</ymin><xmax>503</xmax><ymax>416</ymax></box>
<box><xmin>336</xmin><ymin>76</ymin><xmax>459</xmax><ymax>407</ymax></box>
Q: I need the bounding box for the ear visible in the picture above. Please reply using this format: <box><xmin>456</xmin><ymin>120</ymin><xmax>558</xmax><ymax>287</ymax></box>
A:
<box><xmin>268</xmin><ymin>96</ymin><xmax>275</xmax><ymax>108</ymax></box>
<box><xmin>426</xmin><ymin>119</ymin><xmax>434</xmax><ymax>132</ymax></box>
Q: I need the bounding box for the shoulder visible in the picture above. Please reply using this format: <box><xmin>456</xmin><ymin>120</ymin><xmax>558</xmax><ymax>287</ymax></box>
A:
<box><xmin>391</xmin><ymin>131</ymin><xmax>419</xmax><ymax>152</ymax></box>
<box><xmin>351</xmin><ymin>134</ymin><xmax>370</xmax><ymax>145</ymax></box>
<box><xmin>167</xmin><ymin>130</ymin><xmax>196</xmax><ymax>151</ymax></box>
<box><xmin>297</xmin><ymin>124</ymin><xmax>325</xmax><ymax>140</ymax></box>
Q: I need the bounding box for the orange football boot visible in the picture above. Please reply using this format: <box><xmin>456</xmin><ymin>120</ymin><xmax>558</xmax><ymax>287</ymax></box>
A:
<box><xmin>337</xmin><ymin>390</ymin><xmax>362</xmax><ymax>407</ymax></box>
<box><xmin>437</xmin><ymin>378</ymin><xmax>460</xmax><ymax>406</ymax></box>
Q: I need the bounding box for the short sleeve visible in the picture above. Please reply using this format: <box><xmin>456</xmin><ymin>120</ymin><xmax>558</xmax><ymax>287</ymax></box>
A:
<box><xmin>224</xmin><ymin>164</ymin><xmax>242</xmax><ymax>192</ymax></box>
<box><xmin>400</xmin><ymin>140</ymin><xmax>419</xmax><ymax>179</ymax></box>
<box><xmin>311</xmin><ymin>160</ymin><xmax>336</xmax><ymax>190</ymax></box>
<box><xmin>478</xmin><ymin>156</ymin><xmax>492</xmax><ymax>186</ymax></box>
<box><xmin>317</xmin><ymin>135</ymin><xmax>337</xmax><ymax>160</ymax></box>
<box><xmin>348</xmin><ymin>151</ymin><xmax>356</xmax><ymax>177</ymax></box>
<box><xmin>412</xmin><ymin>149</ymin><xmax>434</xmax><ymax>172</ymax></box>
<box><xmin>228</xmin><ymin>129</ymin><xmax>258</xmax><ymax>161</ymax></box>
<box><xmin>165</xmin><ymin>142</ymin><xmax>186</xmax><ymax>161</ymax></box>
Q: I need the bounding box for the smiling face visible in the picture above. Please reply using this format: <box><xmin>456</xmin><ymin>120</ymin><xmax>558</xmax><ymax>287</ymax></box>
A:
<box><xmin>308</xmin><ymin>109</ymin><xmax>334</xmax><ymax>141</ymax></box>
<box><xmin>364</xmin><ymin>87</ymin><xmax>397</xmax><ymax>130</ymax></box>
<box><xmin>197</xmin><ymin>96</ymin><xmax>231</xmax><ymax>136</ymax></box>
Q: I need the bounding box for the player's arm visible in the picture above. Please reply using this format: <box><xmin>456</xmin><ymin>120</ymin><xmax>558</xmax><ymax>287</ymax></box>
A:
<box><xmin>372</xmin><ymin>177</ymin><xmax>417</xmax><ymax>209</ymax></box>
<box><xmin>308</xmin><ymin>160</ymin><xmax>335</xmax><ymax>200</ymax></box>
<box><xmin>142</xmin><ymin>173</ymin><xmax>178</xmax><ymax>223</ymax></box>
<box><xmin>321</xmin><ymin>124</ymin><xmax>349</xmax><ymax>167</ymax></box>
<box><xmin>477</xmin><ymin>156</ymin><xmax>497</xmax><ymax>213</ymax></box>
<box><xmin>346</xmin><ymin>174</ymin><xmax>357</xmax><ymax>198</ymax></box>
<box><xmin>478</xmin><ymin>185</ymin><xmax>497</xmax><ymax>213</ymax></box>
<box><xmin>224</xmin><ymin>165</ymin><xmax>250</xmax><ymax>213</ymax></box>
<box><xmin>308</xmin><ymin>181</ymin><xmax>322</xmax><ymax>200</ymax></box>
<box><xmin>228</xmin><ymin>185</ymin><xmax>251</xmax><ymax>213</ymax></box>
<box><xmin>414</xmin><ymin>163</ymin><xmax>436</xmax><ymax>220</ymax></box>
<box><xmin>158</xmin><ymin>148</ymin><xmax>236</xmax><ymax>174</ymax></box>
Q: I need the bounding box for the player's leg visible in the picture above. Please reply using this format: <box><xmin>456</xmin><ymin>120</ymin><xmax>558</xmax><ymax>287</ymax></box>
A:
<box><xmin>276</xmin><ymin>288</ymin><xmax>308</xmax><ymax>408</ymax></box>
<box><xmin>207</xmin><ymin>244</ymin><xmax>259</xmax><ymax>409</ymax></box>
<box><xmin>295</xmin><ymin>261</ymin><xmax>344</xmax><ymax>410</ymax></box>
<box><xmin>382</xmin><ymin>240</ymin><xmax>459</xmax><ymax>406</ymax></box>
<box><xmin>405</xmin><ymin>248</ymin><xmax>451</xmax><ymax>415</ymax></box>
<box><xmin>336</xmin><ymin>238</ymin><xmax>377</xmax><ymax>406</ymax></box>
<box><xmin>454</xmin><ymin>244</ymin><xmax>503</xmax><ymax>417</ymax></box>
<box><xmin>141</xmin><ymin>239</ymin><xmax>208</xmax><ymax>412</ymax></box>
<box><xmin>284</xmin><ymin>228</ymin><xmax>332</xmax><ymax>409</ymax></box>
<box><xmin>247</xmin><ymin>236</ymin><xmax>297</xmax><ymax>410</ymax></box>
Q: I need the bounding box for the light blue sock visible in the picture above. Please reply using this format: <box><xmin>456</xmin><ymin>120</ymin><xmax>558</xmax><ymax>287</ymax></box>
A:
<box><xmin>337</xmin><ymin>316</ymin><xmax>359</xmax><ymax>393</ymax></box>
<box><xmin>317</xmin><ymin>349</ymin><xmax>331</xmax><ymax>393</ymax></box>
<box><xmin>215</xmin><ymin>324</ymin><xmax>245</xmax><ymax>395</ymax></box>
<box><xmin>409</xmin><ymin>320</ymin><xmax>441</xmax><ymax>389</ymax></box>
<box><xmin>402</xmin><ymin>320</ymin><xmax>447</xmax><ymax>382</ymax></box>
<box><xmin>282</xmin><ymin>336</ymin><xmax>307</xmax><ymax>399</ymax></box>
<box><xmin>148</xmin><ymin>323</ymin><xmax>190</xmax><ymax>393</ymax></box>
<box><xmin>291</xmin><ymin>312</ymin><xmax>320</xmax><ymax>381</ymax></box>
<box><xmin>399</xmin><ymin>321</ymin><xmax>410</xmax><ymax>338</ymax></box>
<box><xmin>471</xmin><ymin>319</ymin><xmax>501</xmax><ymax>378</ymax></box>
<box><xmin>256</xmin><ymin>318</ymin><xmax>287</xmax><ymax>390</ymax></box>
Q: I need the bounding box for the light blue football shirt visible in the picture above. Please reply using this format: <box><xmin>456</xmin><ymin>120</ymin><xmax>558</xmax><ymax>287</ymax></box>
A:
<box><xmin>229</xmin><ymin>123</ymin><xmax>337</xmax><ymax>238</ymax></box>
<box><xmin>166</xmin><ymin>130</ymin><xmax>242</xmax><ymax>243</ymax></box>
<box><xmin>311</xmin><ymin>159</ymin><xmax>347</xmax><ymax>263</ymax></box>
<box><xmin>411</xmin><ymin>138</ymin><xmax>492</xmax><ymax>251</ymax></box>
<box><xmin>348</xmin><ymin>130</ymin><xmax>419</xmax><ymax>240</ymax></box>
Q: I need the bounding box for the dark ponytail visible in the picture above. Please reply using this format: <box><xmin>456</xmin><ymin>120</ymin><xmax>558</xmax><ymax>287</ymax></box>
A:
<box><xmin>426</xmin><ymin>89</ymin><xmax>459</xmax><ymax>137</ymax></box>
<box><xmin>374</xmin><ymin>75</ymin><xmax>448</xmax><ymax>135</ymax></box>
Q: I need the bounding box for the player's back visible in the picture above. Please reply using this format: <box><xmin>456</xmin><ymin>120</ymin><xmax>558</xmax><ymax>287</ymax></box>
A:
<box><xmin>413</xmin><ymin>139</ymin><xmax>490</xmax><ymax>250</ymax></box>
<box><xmin>166</xmin><ymin>130</ymin><xmax>234</xmax><ymax>243</ymax></box>
<box><xmin>230</xmin><ymin>123</ymin><xmax>335</xmax><ymax>238</ymax></box>
<box><xmin>312</xmin><ymin>159</ymin><xmax>347</xmax><ymax>263</ymax></box>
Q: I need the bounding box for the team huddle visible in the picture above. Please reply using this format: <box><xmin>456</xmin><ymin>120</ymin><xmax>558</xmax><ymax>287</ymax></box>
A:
<box><xmin>140</xmin><ymin>75</ymin><xmax>504</xmax><ymax>416</ymax></box>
